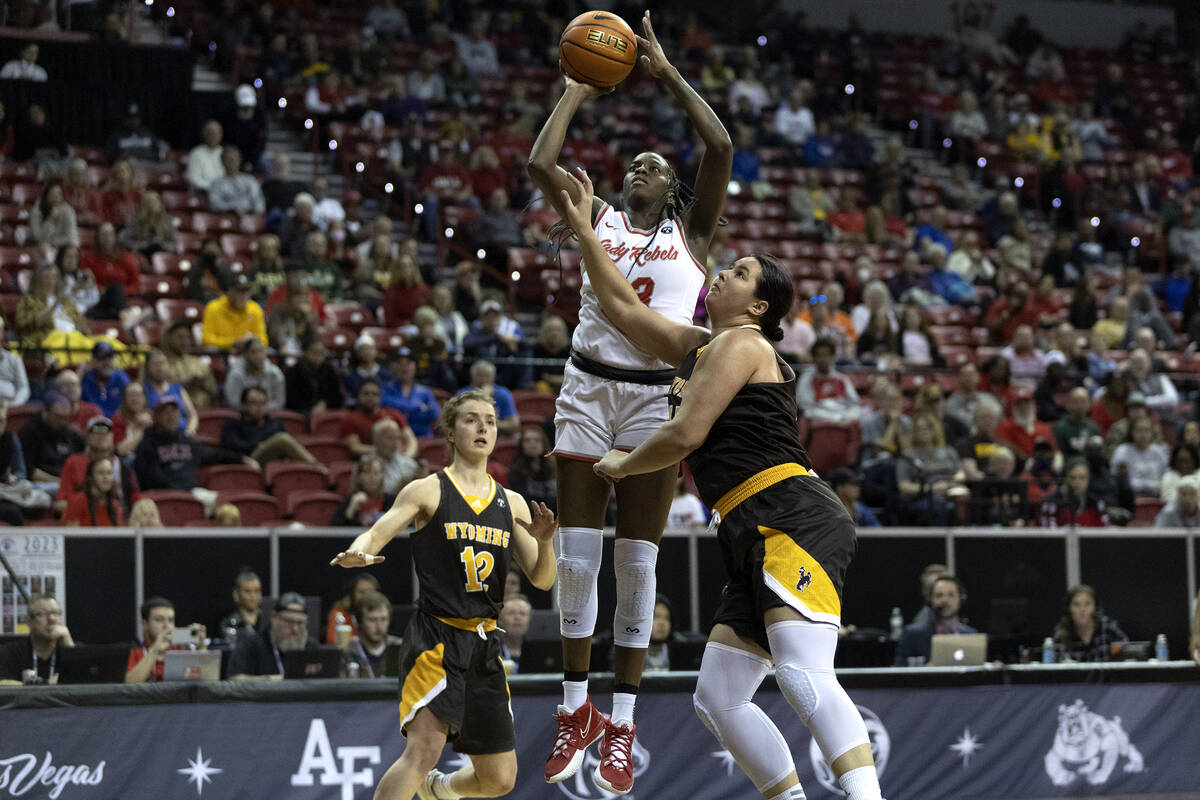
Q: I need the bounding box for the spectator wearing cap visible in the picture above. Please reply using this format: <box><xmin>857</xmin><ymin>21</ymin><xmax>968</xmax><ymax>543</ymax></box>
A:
<box><xmin>995</xmin><ymin>388</ymin><xmax>1056</xmax><ymax>461</ymax></box>
<box><xmin>0</xmin><ymin>318</ymin><xmax>30</xmax><ymax>406</ymax></box>
<box><xmin>228</xmin><ymin>592</ymin><xmax>319</xmax><ymax>680</ymax></box>
<box><xmin>828</xmin><ymin>468</ymin><xmax>880</xmax><ymax>527</ymax></box>
<box><xmin>134</xmin><ymin>395</ymin><xmax>250</xmax><ymax>510</ymax></box>
<box><xmin>80</xmin><ymin>341</ymin><xmax>129</xmax><ymax>418</ymax></box>
<box><xmin>284</xmin><ymin>337</ymin><xmax>345</xmax><ymax>415</ymax></box>
<box><xmin>341</xmin><ymin>378</ymin><xmax>412</xmax><ymax>457</ymax></box>
<box><xmin>222</xmin><ymin>386</ymin><xmax>320</xmax><ymax>466</ymax></box>
<box><xmin>201</xmin><ymin>275</ymin><xmax>267</xmax><ymax>351</ymax></box>
<box><xmin>161</xmin><ymin>321</ymin><xmax>217</xmax><ymax>409</ymax></box>
<box><xmin>186</xmin><ymin>120</ymin><xmax>226</xmax><ymax>191</ymax></box>
<box><xmin>223</xmin><ymin>337</ymin><xmax>286</xmax><ymax>410</ymax></box>
<box><xmin>463</xmin><ymin>298</ymin><xmax>526</xmax><ymax>388</ymax></box>
<box><xmin>458</xmin><ymin>360</ymin><xmax>520</xmax><ymax>436</ymax></box>
<box><xmin>345</xmin><ymin>336</ymin><xmax>390</xmax><ymax>404</ymax></box>
<box><xmin>104</xmin><ymin>104</ymin><xmax>162</xmax><ymax>163</ymax></box>
<box><xmin>1155</xmin><ymin>475</ymin><xmax>1200</xmax><ymax>527</ymax></box>
<box><xmin>209</xmin><ymin>146</ymin><xmax>265</xmax><ymax>214</ymax></box>
<box><xmin>381</xmin><ymin>348</ymin><xmax>439</xmax><ymax>437</ymax></box>
<box><xmin>54</xmin><ymin>370</ymin><xmax>103</xmax><ymax>435</ymax></box>
<box><xmin>223</xmin><ymin>85</ymin><xmax>268</xmax><ymax>172</ymax></box>
<box><xmin>19</xmin><ymin>392</ymin><xmax>83</xmax><ymax>487</ymax></box>
<box><xmin>1110</xmin><ymin>415</ymin><xmax>1169</xmax><ymax>496</ymax></box>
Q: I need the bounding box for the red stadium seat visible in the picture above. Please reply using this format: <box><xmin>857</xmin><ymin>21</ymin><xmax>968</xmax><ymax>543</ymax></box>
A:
<box><xmin>328</xmin><ymin>304</ymin><xmax>372</xmax><ymax>331</ymax></box>
<box><xmin>200</xmin><ymin>464</ymin><xmax>266</xmax><ymax>494</ymax></box>
<box><xmin>361</xmin><ymin>326</ymin><xmax>405</xmax><ymax>352</ymax></box>
<box><xmin>310</xmin><ymin>410</ymin><xmax>348</xmax><ymax>437</ymax></box>
<box><xmin>512</xmin><ymin>390</ymin><xmax>557</xmax><ymax>422</ymax></box>
<box><xmin>134</xmin><ymin>322</ymin><xmax>164</xmax><ymax>347</ymax></box>
<box><xmin>273</xmin><ymin>410</ymin><xmax>308</xmax><ymax>437</ymax></box>
<box><xmin>140</xmin><ymin>490</ymin><xmax>206</xmax><ymax>526</ymax></box>
<box><xmin>218</xmin><ymin>491</ymin><xmax>281</xmax><ymax>526</ymax></box>
<box><xmin>286</xmin><ymin>491</ymin><xmax>343</xmax><ymax>525</ymax></box>
<box><xmin>197</xmin><ymin>408</ymin><xmax>238</xmax><ymax>439</ymax></box>
<box><xmin>492</xmin><ymin>438</ymin><xmax>518</xmax><ymax>466</ymax></box>
<box><xmin>329</xmin><ymin>461</ymin><xmax>355</xmax><ymax>495</ymax></box>
<box><xmin>156</xmin><ymin>299</ymin><xmax>205</xmax><ymax>323</ymax></box>
<box><xmin>418</xmin><ymin>436</ymin><xmax>448</xmax><ymax>468</ymax></box>
<box><xmin>5</xmin><ymin>404</ymin><xmax>38</xmax><ymax>433</ymax></box>
<box><xmin>189</xmin><ymin>212</ymin><xmax>240</xmax><ymax>235</ymax></box>
<box><xmin>140</xmin><ymin>274</ymin><xmax>184</xmax><ymax>299</ymax></box>
<box><xmin>320</xmin><ymin>327</ymin><xmax>356</xmax><ymax>355</ymax></box>
<box><xmin>266</xmin><ymin>462</ymin><xmax>330</xmax><ymax>503</ymax></box>
<box><xmin>152</xmin><ymin>252</ymin><xmax>192</xmax><ymax>277</ymax></box>
<box><xmin>219</xmin><ymin>233</ymin><xmax>257</xmax><ymax>258</ymax></box>
<box><xmin>1133</xmin><ymin>496</ymin><xmax>1165</xmax><ymax>524</ymax></box>
<box><xmin>294</xmin><ymin>436</ymin><xmax>352</xmax><ymax>464</ymax></box>
<box><xmin>804</xmin><ymin>421</ymin><xmax>861</xmax><ymax>475</ymax></box>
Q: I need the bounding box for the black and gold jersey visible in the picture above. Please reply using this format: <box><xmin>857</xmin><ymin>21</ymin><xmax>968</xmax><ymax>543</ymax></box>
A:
<box><xmin>668</xmin><ymin>337</ymin><xmax>813</xmax><ymax>507</ymax></box>
<box><xmin>412</xmin><ymin>469</ymin><xmax>515</xmax><ymax>622</ymax></box>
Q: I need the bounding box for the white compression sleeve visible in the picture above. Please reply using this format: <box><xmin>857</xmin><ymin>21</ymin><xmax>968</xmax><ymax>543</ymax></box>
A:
<box><xmin>557</xmin><ymin>527</ymin><xmax>602</xmax><ymax>639</ymax></box>
<box><xmin>612</xmin><ymin>538</ymin><xmax>659</xmax><ymax>649</ymax></box>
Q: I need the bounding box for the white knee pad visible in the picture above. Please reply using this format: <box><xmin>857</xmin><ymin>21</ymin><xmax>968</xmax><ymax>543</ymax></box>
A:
<box><xmin>612</xmin><ymin>538</ymin><xmax>658</xmax><ymax>648</ymax></box>
<box><xmin>557</xmin><ymin>527</ymin><xmax>602</xmax><ymax>639</ymax></box>
<box><xmin>693</xmin><ymin>643</ymin><xmax>796</xmax><ymax>793</ymax></box>
<box><xmin>768</xmin><ymin>621</ymin><xmax>870</xmax><ymax>764</ymax></box>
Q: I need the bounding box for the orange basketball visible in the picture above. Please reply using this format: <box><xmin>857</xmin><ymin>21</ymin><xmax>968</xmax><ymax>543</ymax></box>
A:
<box><xmin>559</xmin><ymin>10</ymin><xmax>638</xmax><ymax>88</ymax></box>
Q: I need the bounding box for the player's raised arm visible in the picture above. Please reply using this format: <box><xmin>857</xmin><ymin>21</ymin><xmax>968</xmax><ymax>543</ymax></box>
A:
<box><xmin>506</xmin><ymin>492</ymin><xmax>558</xmax><ymax>590</ymax></box>
<box><xmin>560</xmin><ymin>167</ymin><xmax>709</xmax><ymax>367</ymax></box>
<box><xmin>637</xmin><ymin>11</ymin><xmax>732</xmax><ymax>247</ymax></box>
<box><xmin>526</xmin><ymin>77</ymin><xmax>610</xmax><ymax>225</ymax></box>
<box><xmin>329</xmin><ymin>474</ymin><xmax>440</xmax><ymax>567</ymax></box>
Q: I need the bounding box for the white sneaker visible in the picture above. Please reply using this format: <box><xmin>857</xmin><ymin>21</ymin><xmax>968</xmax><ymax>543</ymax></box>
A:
<box><xmin>417</xmin><ymin>769</ymin><xmax>457</xmax><ymax>800</ymax></box>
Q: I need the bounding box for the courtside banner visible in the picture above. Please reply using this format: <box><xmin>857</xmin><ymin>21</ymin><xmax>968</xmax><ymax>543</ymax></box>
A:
<box><xmin>5</xmin><ymin>682</ymin><xmax>1200</xmax><ymax>799</ymax></box>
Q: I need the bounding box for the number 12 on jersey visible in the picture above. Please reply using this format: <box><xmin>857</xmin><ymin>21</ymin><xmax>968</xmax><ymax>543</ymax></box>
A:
<box><xmin>459</xmin><ymin>546</ymin><xmax>495</xmax><ymax>592</ymax></box>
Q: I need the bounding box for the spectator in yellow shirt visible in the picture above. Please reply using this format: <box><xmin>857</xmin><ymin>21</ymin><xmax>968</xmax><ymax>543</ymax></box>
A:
<box><xmin>200</xmin><ymin>274</ymin><xmax>267</xmax><ymax>350</ymax></box>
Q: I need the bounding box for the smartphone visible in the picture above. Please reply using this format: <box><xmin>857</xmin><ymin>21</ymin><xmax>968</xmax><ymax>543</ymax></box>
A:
<box><xmin>170</xmin><ymin>627</ymin><xmax>198</xmax><ymax>646</ymax></box>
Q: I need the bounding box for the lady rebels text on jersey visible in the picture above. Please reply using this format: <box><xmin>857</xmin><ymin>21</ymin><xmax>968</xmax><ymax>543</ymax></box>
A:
<box><xmin>573</xmin><ymin>203</ymin><xmax>707</xmax><ymax>372</ymax></box>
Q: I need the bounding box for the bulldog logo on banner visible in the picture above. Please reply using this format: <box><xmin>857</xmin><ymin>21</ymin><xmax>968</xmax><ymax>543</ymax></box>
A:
<box><xmin>1043</xmin><ymin>699</ymin><xmax>1145</xmax><ymax>787</ymax></box>
<box><xmin>809</xmin><ymin>705</ymin><xmax>890</xmax><ymax>795</ymax></box>
<box><xmin>555</xmin><ymin>737</ymin><xmax>650</xmax><ymax>800</ymax></box>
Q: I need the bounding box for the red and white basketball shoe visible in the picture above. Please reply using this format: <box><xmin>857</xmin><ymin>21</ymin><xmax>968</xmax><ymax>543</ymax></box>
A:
<box><xmin>593</xmin><ymin>717</ymin><xmax>636</xmax><ymax>795</ymax></box>
<box><xmin>545</xmin><ymin>698</ymin><xmax>606</xmax><ymax>783</ymax></box>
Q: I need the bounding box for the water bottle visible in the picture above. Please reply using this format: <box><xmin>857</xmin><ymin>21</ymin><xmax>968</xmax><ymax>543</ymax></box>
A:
<box><xmin>889</xmin><ymin>607</ymin><xmax>904</xmax><ymax>641</ymax></box>
<box><xmin>1041</xmin><ymin>637</ymin><xmax>1055</xmax><ymax>664</ymax></box>
<box><xmin>1154</xmin><ymin>634</ymin><xmax>1168</xmax><ymax>661</ymax></box>
<box><xmin>347</xmin><ymin>661</ymin><xmax>361</xmax><ymax>679</ymax></box>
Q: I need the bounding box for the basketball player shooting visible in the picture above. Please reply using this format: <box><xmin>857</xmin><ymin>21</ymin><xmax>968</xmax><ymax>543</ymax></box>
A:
<box><xmin>528</xmin><ymin>10</ymin><xmax>732</xmax><ymax>796</ymax></box>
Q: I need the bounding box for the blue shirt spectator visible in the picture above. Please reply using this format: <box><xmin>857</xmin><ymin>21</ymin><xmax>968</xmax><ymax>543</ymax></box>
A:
<box><xmin>144</xmin><ymin>381</ymin><xmax>188</xmax><ymax>432</ymax></box>
<box><xmin>81</xmin><ymin>343</ymin><xmax>130</xmax><ymax>418</ymax></box>
<box><xmin>383</xmin><ymin>382</ymin><xmax>439</xmax><ymax>438</ymax></box>
<box><xmin>803</xmin><ymin>124</ymin><xmax>838</xmax><ymax>167</ymax></box>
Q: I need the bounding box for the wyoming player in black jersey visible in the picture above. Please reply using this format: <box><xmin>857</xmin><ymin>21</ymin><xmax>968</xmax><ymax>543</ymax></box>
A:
<box><xmin>331</xmin><ymin>388</ymin><xmax>557</xmax><ymax>800</ymax></box>
<box><xmin>558</xmin><ymin>170</ymin><xmax>886</xmax><ymax>800</ymax></box>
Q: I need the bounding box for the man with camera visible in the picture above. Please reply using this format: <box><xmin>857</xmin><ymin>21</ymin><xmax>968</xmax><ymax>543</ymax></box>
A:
<box><xmin>124</xmin><ymin>596</ymin><xmax>207</xmax><ymax>684</ymax></box>
<box><xmin>0</xmin><ymin>595</ymin><xmax>75</xmax><ymax>684</ymax></box>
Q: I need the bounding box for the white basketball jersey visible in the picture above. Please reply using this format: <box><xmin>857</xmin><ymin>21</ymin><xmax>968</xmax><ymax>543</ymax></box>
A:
<box><xmin>571</xmin><ymin>203</ymin><xmax>707</xmax><ymax>371</ymax></box>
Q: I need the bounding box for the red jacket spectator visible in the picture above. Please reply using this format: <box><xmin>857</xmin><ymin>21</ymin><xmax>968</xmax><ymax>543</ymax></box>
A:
<box><xmin>419</xmin><ymin>160</ymin><xmax>472</xmax><ymax>200</ymax></box>
<box><xmin>984</xmin><ymin>294</ymin><xmax>1041</xmax><ymax>343</ymax></box>
<box><xmin>266</xmin><ymin>284</ymin><xmax>327</xmax><ymax>323</ymax></box>
<box><xmin>56</xmin><ymin>452</ymin><xmax>140</xmax><ymax>508</ymax></box>
<box><xmin>1035</xmin><ymin>489</ymin><xmax>1110</xmax><ymax>527</ymax></box>
<box><xmin>1089</xmin><ymin>395</ymin><xmax>1126</xmax><ymax>434</ymax></box>
<box><xmin>81</xmin><ymin>222</ymin><xmax>141</xmax><ymax>296</ymax></box>
<box><xmin>101</xmin><ymin>188</ymin><xmax>141</xmax><ymax>226</ymax></box>
<box><xmin>339</xmin><ymin>406</ymin><xmax>409</xmax><ymax>445</ymax></box>
<box><xmin>995</xmin><ymin>416</ymin><xmax>1056</xmax><ymax>459</ymax></box>
<box><xmin>382</xmin><ymin>283</ymin><xmax>431</xmax><ymax>327</ymax></box>
<box><xmin>62</xmin><ymin>491</ymin><xmax>126</xmax><ymax>526</ymax></box>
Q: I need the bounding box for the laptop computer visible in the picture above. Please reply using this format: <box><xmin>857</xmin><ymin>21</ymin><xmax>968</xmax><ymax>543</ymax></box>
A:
<box><xmin>282</xmin><ymin>645</ymin><xmax>342</xmax><ymax>679</ymax></box>
<box><xmin>929</xmin><ymin>633</ymin><xmax>989</xmax><ymax>667</ymax></box>
<box><xmin>55</xmin><ymin>644</ymin><xmax>132</xmax><ymax>684</ymax></box>
<box><xmin>518</xmin><ymin>639</ymin><xmax>563</xmax><ymax>674</ymax></box>
<box><xmin>1109</xmin><ymin>641</ymin><xmax>1152</xmax><ymax>661</ymax></box>
<box><xmin>162</xmin><ymin>650</ymin><xmax>221</xmax><ymax>681</ymax></box>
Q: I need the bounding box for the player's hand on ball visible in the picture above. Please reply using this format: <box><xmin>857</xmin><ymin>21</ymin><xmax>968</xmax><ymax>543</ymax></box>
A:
<box><xmin>563</xmin><ymin>75</ymin><xmax>613</xmax><ymax>98</ymax></box>
<box><xmin>559</xmin><ymin>167</ymin><xmax>595</xmax><ymax>233</ymax></box>
<box><xmin>330</xmin><ymin>550</ymin><xmax>385</xmax><ymax>568</ymax></box>
<box><xmin>593</xmin><ymin>450</ymin><xmax>629</xmax><ymax>483</ymax></box>
<box><xmin>636</xmin><ymin>11</ymin><xmax>673</xmax><ymax>79</ymax></box>
<box><xmin>516</xmin><ymin>501</ymin><xmax>557</xmax><ymax>543</ymax></box>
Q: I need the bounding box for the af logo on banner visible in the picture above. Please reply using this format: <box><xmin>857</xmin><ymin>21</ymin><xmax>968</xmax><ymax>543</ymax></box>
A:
<box><xmin>290</xmin><ymin>719</ymin><xmax>381</xmax><ymax>800</ymax></box>
<box><xmin>1043</xmin><ymin>699</ymin><xmax>1145</xmax><ymax>787</ymax></box>
<box><xmin>809</xmin><ymin>705</ymin><xmax>890</xmax><ymax>795</ymax></box>
<box><xmin>555</xmin><ymin>737</ymin><xmax>650</xmax><ymax>800</ymax></box>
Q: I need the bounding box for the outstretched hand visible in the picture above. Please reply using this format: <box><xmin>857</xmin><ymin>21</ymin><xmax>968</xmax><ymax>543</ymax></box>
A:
<box><xmin>636</xmin><ymin>11</ymin><xmax>673</xmax><ymax>79</ymax></box>
<box><xmin>515</xmin><ymin>501</ymin><xmax>557</xmax><ymax>543</ymax></box>
<box><xmin>558</xmin><ymin>167</ymin><xmax>595</xmax><ymax>235</ymax></box>
<box><xmin>329</xmin><ymin>550</ymin><xmax>385</xmax><ymax>568</ymax></box>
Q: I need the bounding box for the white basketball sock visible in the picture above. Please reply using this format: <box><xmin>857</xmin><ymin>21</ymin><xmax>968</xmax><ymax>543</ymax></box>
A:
<box><xmin>611</xmin><ymin>692</ymin><xmax>636</xmax><ymax>725</ymax></box>
<box><xmin>562</xmin><ymin>680</ymin><xmax>588</xmax><ymax>713</ymax></box>
<box><xmin>768</xmin><ymin>785</ymin><xmax>807</xmax><ymax>800</ymax></box>
<box><xmin>839</xmin><ymin>766</ymin><xmax>883</xmax><ymax>800</ymax></box>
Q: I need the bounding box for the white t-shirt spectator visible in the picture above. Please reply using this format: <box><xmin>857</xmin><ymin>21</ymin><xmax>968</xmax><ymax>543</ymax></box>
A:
<box><xmin>774</xmin><ymin>103</ymin><xmax>815</xmax><ymax>146</ymax></box>
<box><xmin>667</xmin><ymin>492</ymin><xmax>708</xmax><ymax>527</ymax></box>
<box><xmin>729</xmin><ymin>79</ymin><xmax>771</xmax><ymax>116</ymax></box>
<box><xmin>186</xmin><ymin>144</ymin><xmax>225</xmax><ymax>191</ymax></box>
<box><xmin>0</xmin><ymin>59</ymin><xmax>47</xmax><ymax>82</ymax></box>
<box><xmin>1110</xmin><ymin>442</ymin><xmax>1169</xmax><ymax>494</ymax></box>
<box><xmin>454</xmin><ymin>35</ymin><xmax>499</xmax><ymax>78</ymax></box>
<box><xmin>1000</xmin><ymin>346</ymin><xmax>1046</xmax><ymax>382</ymax></box>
